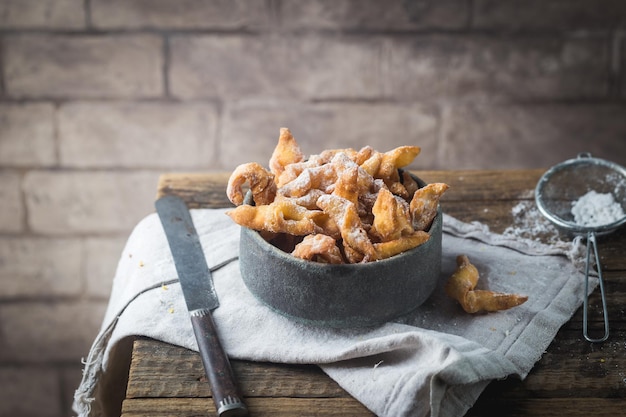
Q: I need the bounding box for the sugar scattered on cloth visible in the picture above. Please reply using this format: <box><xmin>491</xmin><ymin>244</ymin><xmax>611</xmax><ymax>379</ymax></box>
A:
<box><xmin>503</xmin><ymin>201</ymin><xmax>563</xmax><ymax>244</ymax></box>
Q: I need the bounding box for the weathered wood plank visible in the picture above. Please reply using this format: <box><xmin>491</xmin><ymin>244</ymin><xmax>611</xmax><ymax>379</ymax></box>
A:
<box><xmin>127</xmin><ymin>339</ymin><xmax>348</xmax><ymax>399</ymax></box>
<box><xmin>127</xmin><ymin>327</ymin><xmax>626</xmax><ymax>402</ymax></box>
<box><xmin>523</xmin><ymin>329</ymin><xmax>626</xmax><ymax>397</ymax></box>
<box><xmin>122</xmin><ymin>397</ymin><xmax>375</xmax><ymax>417</ymax></box>
<box><xmin>156</xmin><ymin>172</ymin><xmax>232</xmax><ymax>208</ymax></box>
<box><xmin>467</xmin><ymin>397</ymin><xmax>626</xmax><ymax>417</ymax></box>
<box><xmin>418</xmin><ymin>169</ymin><xmax>545</xmax><ymax>201</ymax></box>
<box><xmin>121</xmin><ymin>392</ymin><xmax>626</xmax><ymax>417</ymax></box>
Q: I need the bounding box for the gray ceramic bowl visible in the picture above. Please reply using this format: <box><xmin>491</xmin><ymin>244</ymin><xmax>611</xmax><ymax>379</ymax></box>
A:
<box><xmin>239</xmin><ymin>175</ymin><xmax>442</xmax><ymax>328</ymax></box>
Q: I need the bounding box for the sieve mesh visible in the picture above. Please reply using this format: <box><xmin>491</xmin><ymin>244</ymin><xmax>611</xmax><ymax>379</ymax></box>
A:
<box><xmin>535</xmin><ymin>154</ymin><xmax>626</xmax><ymax>234</ymax></box>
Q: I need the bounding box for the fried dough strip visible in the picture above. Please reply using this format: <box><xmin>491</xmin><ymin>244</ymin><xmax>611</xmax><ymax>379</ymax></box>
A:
<box><xmin>332</xmin><ymin>163</ymin><xmax>360</xmax><ymax>207</ymax></box>
<box><xmin>226</xmin><ymin>200</ymin><xmax>323</xmax><ymax>236</ymax></box>
<box><xmin>373</xmin><ymin>231</ymin><xmax>430</xmax><ymax>260</ymax></box>
<box><xmin>331</xmin><ymin>152</ymin><xmax>375</xmax><ymax>198</ymax></box>
<box><xmin>354</xmin><ymin>146</ymin><xmax>375</xmax><ymax>165</ymax></box>
<box><xmin>376</xmin><ymin>146</ymin><xmax>421</xmax><ymax>181</ymax></box>
<box><xmin>227</xmin><ymin>162</ymin><xmax>277</xmax><ymax>206</ymax></box>
<box><xmin>278</xmin><ymin>164</ymin><xmax>338</xmax><ymax>198</ymax></box>
<box><xmin>401</xmin><ymin>171</ymin><xmax>420</xmax><ymax>197</ymax></box>
<box><xmin>343</xmin><ymin>243</ymin><xmax>366</xmax><ymax>264</ymax></box>
<box><xmin>359</xmin><ymin>151</ymin><xmax>383</xmax><ymax>177</ymax></box>
<box><xmin>292</xmin><ymin>234</ymin><xmax>344</xmax><ymax>264</ymax></box>
<box><xmin>276</xmin><ymin>159</ymin><xmax>319</xmax><ymax>188</ymax></box>
<box><xmin>370</xmin><ymin>187</ymin><xmax>413</xmax><ymax>242</ymax></box>
<box><xmin>316</xmin><ymin>148</ymin><xmax>360</xmax><ymax>165</ymax></box>
<box><xmin>274</xmin><ymin>189</ymin><xmax>325</xmax><ymax>210</ymax></box>
<box><xmin>311</xmin><ymin>213</ymin><xmax>342</xmax><ymax>240</ymax></box>
<box><xmin>317</xmin><ymin>194</ymin><xmax>377</xmax><ymax>263</ymax></box>
<box><xmin>445</xmin><ymin>255</ymin><xmax>528</xmax><ymax>314</ymax></box>
<box><xmin>409</xmin><ymin>183</ymin><xmax>449</xmax><ymax>231</ymax></box>
<box><xmin>269</xmin><ymin>127</ymin><xmax>305</xmax><ymax>178</ymax></box>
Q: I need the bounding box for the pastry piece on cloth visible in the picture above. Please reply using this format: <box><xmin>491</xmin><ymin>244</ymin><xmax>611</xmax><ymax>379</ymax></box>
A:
<box><xmin>74</xmin><ymin>211</ymin><xmax>588</xmax><ymax>417</ymax></box>
<box><xmin>445</xmin><ymin>255</ymin><xmax>528</xmax><ymax>314</ymax></box>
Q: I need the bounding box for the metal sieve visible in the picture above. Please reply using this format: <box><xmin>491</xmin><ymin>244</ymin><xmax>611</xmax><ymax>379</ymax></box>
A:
<box><xmin>535</xmin><ymin>153</ymin><xmax>626</xmax><ymax>342</ymax></box>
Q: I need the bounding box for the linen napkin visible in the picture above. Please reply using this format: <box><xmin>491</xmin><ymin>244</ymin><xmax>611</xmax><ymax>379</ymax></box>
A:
<box><xmin>73</xmin><ymin>209</ymin><xmax>588</xmax><ymax>417</ymax></box>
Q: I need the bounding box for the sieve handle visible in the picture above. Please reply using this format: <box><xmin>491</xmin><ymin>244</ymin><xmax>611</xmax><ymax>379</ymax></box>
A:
<box><xmin>582</xmin><ymin>231</ymin><xmax>609</xmax><ymax>343</ymax></box>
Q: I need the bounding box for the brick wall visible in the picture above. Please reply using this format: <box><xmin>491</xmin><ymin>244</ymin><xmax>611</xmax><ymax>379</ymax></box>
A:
<box><xmin>1</xmin><ymin>1</ymin><xmax>626</xmax><ymax>416</ymax></box>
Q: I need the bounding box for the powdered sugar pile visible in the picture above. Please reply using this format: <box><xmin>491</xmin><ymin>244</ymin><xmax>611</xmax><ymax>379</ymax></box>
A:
<box><xmin>571</xmin><ymin>190</ymin><xmax>625</xmax><ymax>227</ymax></box>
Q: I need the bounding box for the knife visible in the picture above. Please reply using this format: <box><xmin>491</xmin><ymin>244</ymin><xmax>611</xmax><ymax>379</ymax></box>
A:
<box><xmin>155</xmin><ymin>195</ymin><xmax>248</xmax><ymax>417</ymax></box>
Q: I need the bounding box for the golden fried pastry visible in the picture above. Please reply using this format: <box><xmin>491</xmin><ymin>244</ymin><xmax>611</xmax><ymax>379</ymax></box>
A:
<box><xmin>409</xmin><ymin>183</ymin><xmax>449</xmax><ymax>231</ymax></box>
<box><xmin>269</xmin><ymin>127</ymin><xmax>305</xmax><ymax>178</ymax></box>
<box><xmin>274</xmin><ymin>189</ymin><xmax>326</xmax><ymax>210</ymax></box>
<box><xmin>376</xmin><ymin>146</ymin><xmax>421</xmax><ymax>181</ymax></box>
<box><xmin>373</xmin><ymin>231</ymin><xmax>430</xmax><ymax>259</ymax></box>
<box><xmin>317</xmin><ymin>194</ymin><xmax>377</xmax><ymax>263</ymax></box>
<box><xmin>359</xmin><ymin>150</ymin><xmax>383</xmax><ymax>177</ymax></box>
<box><xmin>275</xmin><ymin>159</ymin><xmax>318</xmax><ymax>188</ymax></box>
<box><xmin>226</xmin><ymin>200</ymin><xmax>323</xmax><ymax>236</ymax></box>
<box><xmin>225</xmin><ymin>127</ymin><xmax>449</xmax><ymax>264</ymax></box>
<box><xmin>292</xmin><ymin>234</ymin><xmax>343</xmax><ymax>264</ymax></box>
<box><xmin>332</xmin><ymin>164</ymin><xmax>360</xmax><ymax>207</ymax></box>
<box><xmin>401</xmin><ymin>171</ymin><xmax>419</xmax><ymax>197</ymax></box>
<box><xmin>278</xmin><ymin>164</ymin><xmax>338</xmax><ymax>198</ymax></box>
<box><xmin>387</xmin><ymin>181</ymin><xmax>410</xmax><ymax>200</ymax></box>
<box><xmin>370</xmin><ymin>187</ymin><xmax>413</xmax><ymax>242</ymax></box>
<box><xmin>445</xmin><ymin>255</ymin><xmax>528</xmax><ymax>314</ymax></box>
<box><xmin>227</xmin><ymin>162</ymin><xmax>277</xmax><ymax>206</ymax></box>
<box><xmin>334</xmin><ymin>152</ymin><xmax>377</xmax><ymax>194</ymax></box>
<box><xmin>354</xmin><ymin>145</ymin><xmax>375</xmax><ymax>165</ymax></box>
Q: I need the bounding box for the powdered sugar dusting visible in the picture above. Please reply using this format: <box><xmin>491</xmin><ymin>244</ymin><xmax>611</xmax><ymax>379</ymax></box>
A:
<box><xmin>503</xmin><ymin>201</ymin><xmax>563</xmax><ymax>244</ymax></box>
<box><xmin>571</xmin><ymin>190</ymin><xmax>625</xmax><ymax>227</ymax></box>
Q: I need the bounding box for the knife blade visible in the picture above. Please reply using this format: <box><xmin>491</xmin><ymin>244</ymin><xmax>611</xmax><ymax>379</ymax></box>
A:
<box><xmin>155</xmin><ymin>195</ymin><xmax>248</xmax><ymax>417</ymax></box>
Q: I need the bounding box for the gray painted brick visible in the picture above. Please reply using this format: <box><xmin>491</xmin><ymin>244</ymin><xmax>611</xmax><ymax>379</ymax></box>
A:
<box><xmin>91</xmin><ymin>0</ymin><xmax>271</xmax><ymax>29</ymax></box>
<box><xmin>0</xmin><ymin>366</ymin><xmax>61</xmax><ymax>417</ymax></box>
<box><xmin>170</xmin><ymin>34</ymin><xmax>384</xmax><ymax>100</ymax></box>
<box><xmin>0</xmin><ymin>103</ymin><xmax>56</xmax><ymax>166</ymax></box>
<box><xmin>4</xmin><ymin>34</ymin><xmax>163</xmax><ymax>99</ymax></box>
<box><xmin>85</xmin><ymin>237</ymin><xmax>127</xmax><ymax>298</ymax></box>
<box><xmin>385</xmin><ymin>35</ymin><xmax>609</xmax><ymax>101</ymax></box>
<box><xmin>0</xmin><ymin>301</ymin><xmax>107</xmax><ymax>362</ymax></box>
<box><xmin>281</xmin><ymin>0</ymin><xmax>469</xmax><ymax>30</ymax></box>
<box><xmin>0</xmin><ymin>237</ymin><xmax>82</xmax><ymax>298</ymax></box>
<box><xmin>219</xmin><ymin>101</ymin><xmax>440</xmax><ymax>170</ymax></box>
<box><xmin>473</xmin><ymin>0</ymin><xmax>626</xmax><ymax>31</ymax></box>
<box><xmin>440</xmin><ymin>103</ymin><xmax>626</xmax><ymax>169</ymax></box>
<box><xmin>0</xmin><ymin>0</ymin><xmax>85</xmax><ymax>29</ymax></box>
<box><xmin>0</xmin><ymin>171</ymin><xmax>23</xmax><ymax>232</ymax></box>
<box><xmin>23</xmin><ymin>170</ymin><xmax>158</xmax><ymax>234</ymax></box>
<box><xmin>58</xmin><ymin>102</ymin><xmax>218</xmax><ymax>168</ymax></box>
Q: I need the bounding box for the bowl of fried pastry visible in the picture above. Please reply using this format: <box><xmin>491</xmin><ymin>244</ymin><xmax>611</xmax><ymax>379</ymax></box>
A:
<box><xmin>225</xmin><ymin>128</ymin><xmax>449</xmax><ymax>328</ymax></box>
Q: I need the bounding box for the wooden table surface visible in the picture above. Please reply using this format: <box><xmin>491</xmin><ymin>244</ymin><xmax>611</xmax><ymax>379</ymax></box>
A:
<box><xmin>121</xmin><ymin>170</ymin><xmax>626</xmax><ymax>417</ymax></box>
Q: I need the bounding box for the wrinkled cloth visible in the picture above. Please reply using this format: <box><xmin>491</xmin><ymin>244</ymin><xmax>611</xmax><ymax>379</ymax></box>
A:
<box><xmin>74</xmin><ymin>210</ymin><xmax>589</xmax><ymax>417</ymax></box>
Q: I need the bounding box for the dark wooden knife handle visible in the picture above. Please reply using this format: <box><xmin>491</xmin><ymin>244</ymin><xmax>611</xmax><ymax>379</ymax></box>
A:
<box><xmin>190</xmin><ymin>309</ymin><xmax>249</xmax><ymax>417</ymax></box>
